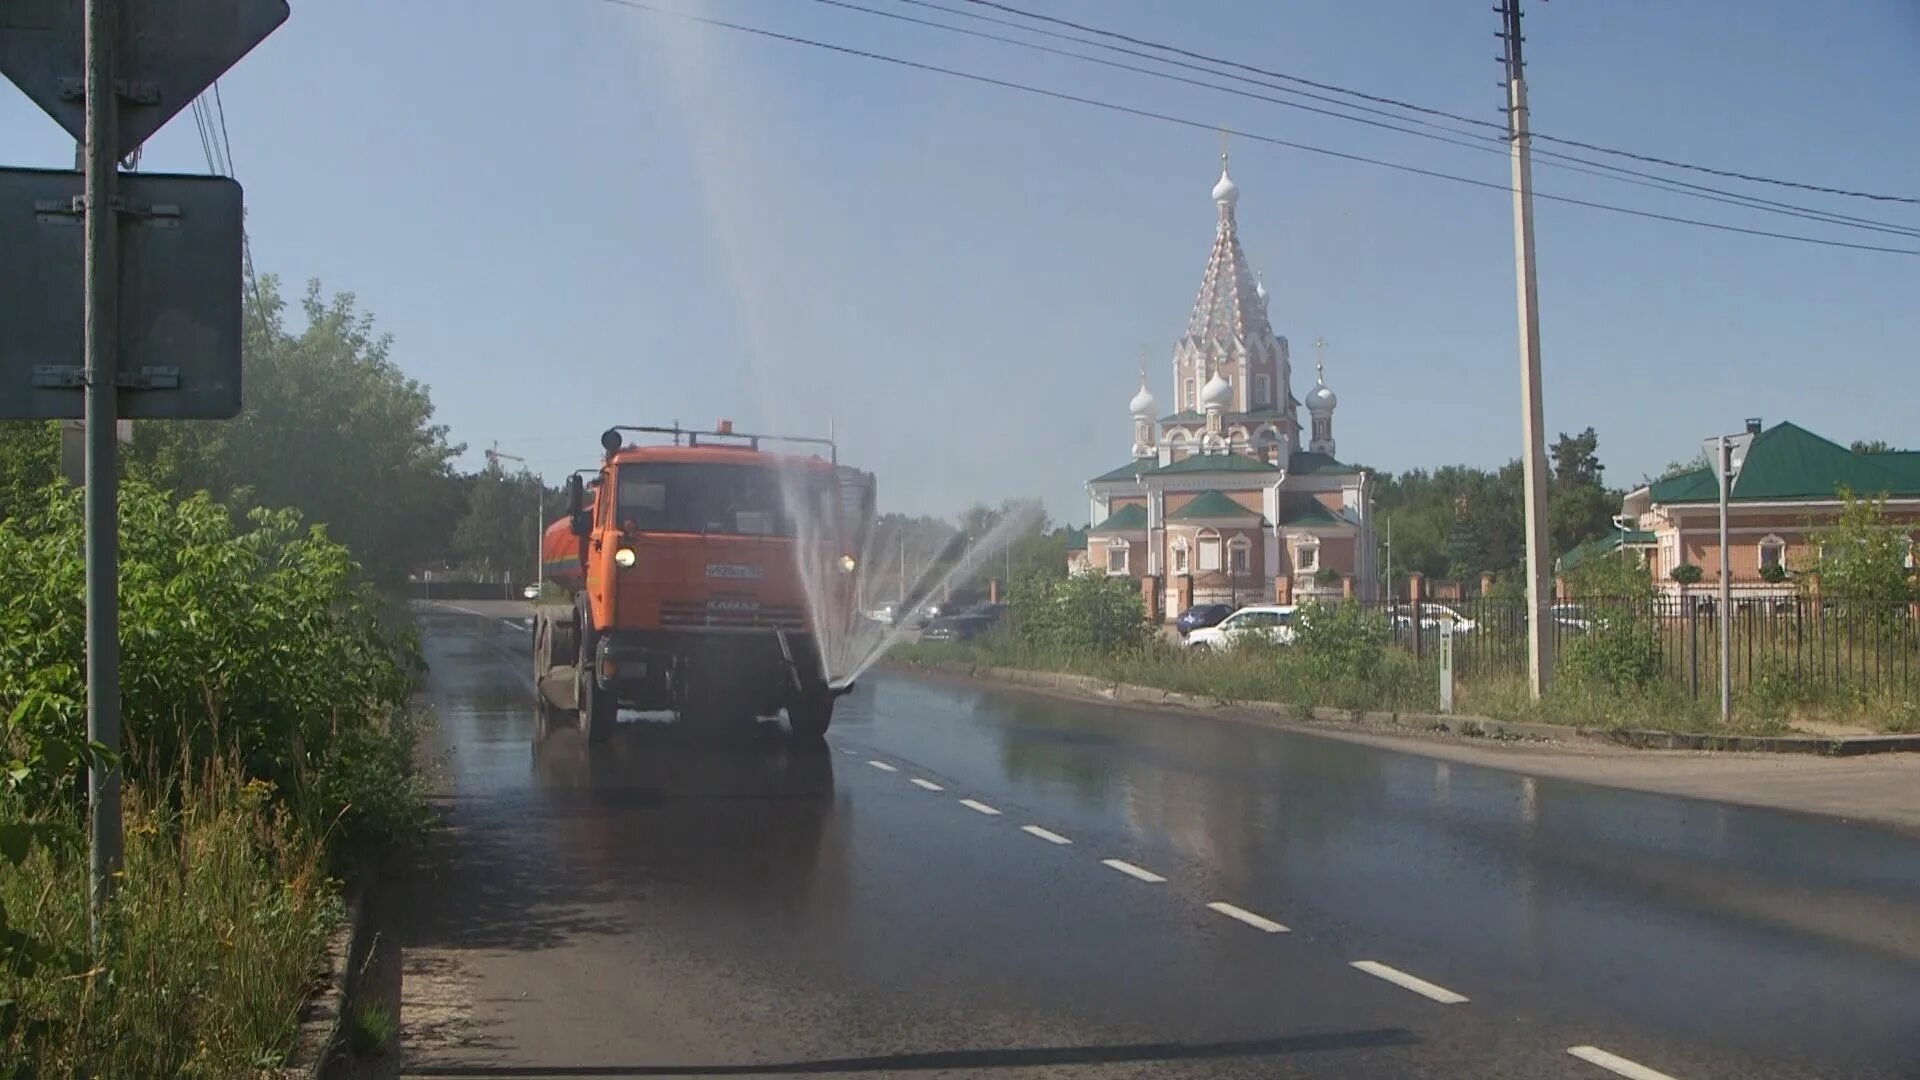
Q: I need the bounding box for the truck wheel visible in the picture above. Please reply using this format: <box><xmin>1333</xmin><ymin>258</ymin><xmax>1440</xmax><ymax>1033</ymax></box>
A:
<box><xmin>787</xmin><ymin>690</ymin><xmax>833</xmax><ymax>742</ymax></box>
<box><xmin>578</xmin><ymin>616</ymin><xmax>615</xmax><ymax>743</ymax></box>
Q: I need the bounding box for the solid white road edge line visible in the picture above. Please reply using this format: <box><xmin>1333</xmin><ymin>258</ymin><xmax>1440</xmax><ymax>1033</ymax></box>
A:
<box><xmin>1100</xmin><ymin>859</ymin><xmax>1167</xmax><ymax>883</ymax></box>
<box><xmin>1567</xmin><ymin>1046</ymin><xmax>1681</xmax><ymax>1080</ymax></box>
<box><xmin>1349</xmin><ymin>961</ymin><xmax>1469</xmax><ymax>1004</ymax></box>
<box><xmin>1206</xmin><ymin>902</ymin><xmax>1289</xmax><ymax>933</ymax></box>
<box><xmin>867</xmin><ymin>760</ymin><xmax>898</xmax><ymax>772</ymax></box>
<box><xmin>959</xmin><ymin>799</ymin><xmax>1002</xmax><ymax>815</ymax></box>
<box><xmin>1021</xmin><ymin>825</ymin><xmax>1072</xmax><ymax>845</ymax></box>
<box><xmin>909</xmin><ymin>778</ymin><xmax>944</xmax><ymax>791</ymax></box>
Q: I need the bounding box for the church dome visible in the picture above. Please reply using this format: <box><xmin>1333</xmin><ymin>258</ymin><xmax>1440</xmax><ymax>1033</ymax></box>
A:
<box><xmin>1211</xmin><ymin>168</ymin><xmax>1239</xmax><ymax>206</ymax></box>
<box><xmin>1129</xmin><ymin>382</ymin><xmax>1156</xmax><ymax>417</ymax></box>
<box><xmin>1201</xmin><ymin>371</ymin><xmax>1232</xmax><ymax>409</ymax></box>
<box><xmin>1307</xmin><ymin>380</ymin><xmax>1337</xmax><ymax>413</ymax></box>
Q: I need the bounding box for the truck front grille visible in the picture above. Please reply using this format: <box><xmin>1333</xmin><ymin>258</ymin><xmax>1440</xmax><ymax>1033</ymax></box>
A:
<box><xmin>658</xmin><ymin>600</ymin><xmax>807</xmax><ymax>631</ymax></box>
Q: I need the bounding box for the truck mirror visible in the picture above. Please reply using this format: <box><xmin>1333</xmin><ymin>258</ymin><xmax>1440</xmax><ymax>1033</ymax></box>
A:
<box><xmin>566</xmin><ymin>475</ymin><xmax>590</xmax><ymax>536</ymax></box>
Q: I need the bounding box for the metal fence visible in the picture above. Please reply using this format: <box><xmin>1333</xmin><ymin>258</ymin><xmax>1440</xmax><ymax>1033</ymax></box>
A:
<box><xmin>1359</xmin><ymin>595</ymin><xmax>1920</xmax><ymax>699</ymax></box>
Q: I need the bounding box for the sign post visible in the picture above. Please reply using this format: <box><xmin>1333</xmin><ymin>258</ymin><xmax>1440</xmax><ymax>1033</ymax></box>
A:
<box><xmin>81</xmin><ymin>0</ymin><xmax>122</xmax><ymax>931</ymax></box>
<box><xmin>1438</xmin><ymin>620</ymin><xmax>1455</xmax><ymax>715</ymax></box>
<box><xmin>0</xmin><ymin>0</ymin><xmax>289</xmax><ymax>940</ymax></box>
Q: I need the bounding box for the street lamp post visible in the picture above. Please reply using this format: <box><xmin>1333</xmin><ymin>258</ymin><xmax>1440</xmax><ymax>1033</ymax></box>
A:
<box><xmin>486</xmin><ymin>444</ymin><xmax>541</xmax><ymax>596</ymax></box>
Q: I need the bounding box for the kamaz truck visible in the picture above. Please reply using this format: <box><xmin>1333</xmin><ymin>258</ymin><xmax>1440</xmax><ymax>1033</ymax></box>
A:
<box><xmin>531</xmin><ymin>423</ymin><xmax>875</xmax><ymax>744</ymax></box>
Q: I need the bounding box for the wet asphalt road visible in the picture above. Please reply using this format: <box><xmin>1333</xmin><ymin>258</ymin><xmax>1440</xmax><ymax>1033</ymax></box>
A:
<box><xmin>393</xmin><ymin>609</ymin><xmax>1920</xmax><ymax>1079</ymax></box>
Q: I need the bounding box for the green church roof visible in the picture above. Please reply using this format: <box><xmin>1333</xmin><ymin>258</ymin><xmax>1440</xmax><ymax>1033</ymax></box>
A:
<box><xmin>1090</xmin><ymin>504</ymin><xmax>1148</xmax><ymax>533</ymax></box>
<box><xmin>1277</xmin><ymin>499</ymin><xmax>1347</xmax><ymax>527</ymax></box>
<box><xmin>1166</xmin><ymin>490</ymin><xmax>1263</xmax><ymax>521</ymax></box>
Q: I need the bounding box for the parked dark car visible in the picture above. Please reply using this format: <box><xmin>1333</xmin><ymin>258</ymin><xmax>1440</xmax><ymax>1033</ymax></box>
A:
<box><xmin>1175</xmin><ymin>603</ymin><xmax>1234</xmax><ymax>638</ymax></box>
<box><xmin>922</xmin><ymin>603</ymin><xmax>1007</xmax><ymax>642</ymax></box>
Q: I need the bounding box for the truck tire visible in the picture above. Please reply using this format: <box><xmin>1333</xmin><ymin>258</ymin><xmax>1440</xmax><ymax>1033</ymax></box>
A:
<box><xmin>578</xmin><ymin>612</ymin><xmax>615</xmax><ymax>743</ymax></box>
<box><xmin>787</xmin><ymin>689</ymin><xmax>833</xmax><ymax>742</ymax></box>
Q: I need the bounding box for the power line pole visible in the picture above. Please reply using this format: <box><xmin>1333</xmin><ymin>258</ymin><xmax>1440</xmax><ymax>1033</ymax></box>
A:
<box><xmin>82</xmin><ymin>0</ymin><xmax>124</xmax><ymax>936</ymax></box>
<box><xmin>1500</xmin><ymin>0</ymin><xmax>1554</xmax><ymax>700</ymax></box>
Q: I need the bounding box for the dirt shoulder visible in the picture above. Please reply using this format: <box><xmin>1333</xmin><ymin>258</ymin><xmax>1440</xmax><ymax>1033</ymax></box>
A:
<box><xmin>898</xmin><ymin>662</ymin><xmax>1920</xmax><ymax>835</ymax></box>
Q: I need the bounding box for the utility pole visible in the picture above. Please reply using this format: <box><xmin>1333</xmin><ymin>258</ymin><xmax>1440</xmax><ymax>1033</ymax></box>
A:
<box><xmin>82</xmin><ymin>0</ymin><xmax>123</xmax><ymax>933</ymax></box>
<box><xmin>486</xmin><ymin>444</ymin><xmax>540</xmax><ymax>592</ymax></box>
<box><xmin>1716</xmin><ymin>435</ymin><xmax>1732</xmax><ymax>724</ymax></box>
<box><xmin>1499</xmin><ymin>0</ymin><xmax>1554</xmax><ymax>700</ymax></box>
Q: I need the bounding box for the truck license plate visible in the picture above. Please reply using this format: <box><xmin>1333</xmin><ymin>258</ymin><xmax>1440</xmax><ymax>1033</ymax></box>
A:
<box><xmin>705</xmin><ymin>564</ymin><xmax>763</xmax><ymax>579</ymax></box>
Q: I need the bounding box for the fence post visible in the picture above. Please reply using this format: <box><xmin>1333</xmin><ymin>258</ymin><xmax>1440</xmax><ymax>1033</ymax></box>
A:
<box><xmin>1686</xmin><ymin>592</ymin><xmax>1699</xmax><ymax>699</ymax></box>
<box><xmin>1409</xmin><ymin>572</ymin><xmax>1425</xmax><ymax>660</ymax></box>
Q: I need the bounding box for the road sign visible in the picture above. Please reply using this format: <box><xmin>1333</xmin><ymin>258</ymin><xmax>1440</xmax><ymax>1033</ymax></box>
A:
<box><xmin>0</xmin><ymin>166</ymin><xmax>243</xmax><ymax>419</ymax></box>
<box><xmin>0</xmin><ymin>0</ymin><xmax>289</xmax><ymax>161</ymax></box>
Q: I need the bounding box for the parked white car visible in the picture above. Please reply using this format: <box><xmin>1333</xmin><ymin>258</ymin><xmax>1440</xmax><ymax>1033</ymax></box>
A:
<box><xmin>1185</xmin><ymin>605</ymin><xmax>1298</xmax><ymax>650</ymax></box>
<box><xmin>1391</xmin><ymin>602</ymin><xmax>1477</xmax><ymax>635</ymax></box>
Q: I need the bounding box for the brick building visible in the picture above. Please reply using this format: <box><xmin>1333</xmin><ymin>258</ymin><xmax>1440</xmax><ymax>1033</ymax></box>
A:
<box><xmin>1608</xmin><ymin>419</ymin><xmax>1920</xmax><ymax>596</ymax></box>
<box><xmin>1084</xmin><ymin>155</ymin><xmax>1376</xmax><ymax>620</ymax></box>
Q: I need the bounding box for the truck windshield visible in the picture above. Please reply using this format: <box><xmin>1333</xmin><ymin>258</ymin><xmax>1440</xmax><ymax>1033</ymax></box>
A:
<box><xmin>615</xmin><ymin>462</ymin><xmax>829</xmax><ymax>537</ymax></box>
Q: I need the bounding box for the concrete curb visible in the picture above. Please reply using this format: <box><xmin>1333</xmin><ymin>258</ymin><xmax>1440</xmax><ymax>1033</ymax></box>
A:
<box><xmin>279</xmin><ymin>882</ymin><xmax>369</xmax><ymax>1079</ymax></box>
<box><xmin>894</xmin><ymin>659</ymin><xmax>1917</xmax><ymax>756</ymax></box>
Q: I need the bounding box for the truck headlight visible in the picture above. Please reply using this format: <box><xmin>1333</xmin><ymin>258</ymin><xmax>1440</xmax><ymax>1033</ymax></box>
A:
<box><xmin>837</xmin><ymin>554</ymin><xmax>857</xmax><ymax>574</ymax></box>
<box><xmin>614</xmin><ymin>547</ymin><xmax>636</xmax><ymax>568</ymax></box>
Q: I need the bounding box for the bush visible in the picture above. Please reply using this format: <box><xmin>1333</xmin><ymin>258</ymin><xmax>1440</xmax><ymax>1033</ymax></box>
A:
<box><xmin>1669</xmin><ymin>563</ymin><xmax>1703</xmax><ymax>585</ymax></box>
<box><xmin>0</xmin><ymin>776</ymin><xmax>336</xmax><ymax>1076</ymax></box>
<box><xmin>1559</xmin><ymin>612</ymin><xmax>1662</xmax><ymax>691</ymax></box>
<box><xmin>1007</xmin><ymin>570</ymin><xmax>1151</xmax><ymax>654</ymax></box>
<box><xmin>1292</xmin><ymin>601</ymin><xmax>1390</xmax><ymax>686</ymax></box>
<box><xmin>0</xmin><ymin>480</ymin><xmax>426</xmax><ymax>853</ymax></box>
<box><xmin>1759</xmin><ymin>562</ymin><xmax>1789</xmax><ymax>584</ymax></box>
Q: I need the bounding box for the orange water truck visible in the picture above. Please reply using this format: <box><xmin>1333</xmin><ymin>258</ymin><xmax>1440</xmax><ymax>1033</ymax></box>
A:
<box><xmin>532</xmin><ymin>422</ymin><xmax>875</xmax><ymax>743</ymax></box>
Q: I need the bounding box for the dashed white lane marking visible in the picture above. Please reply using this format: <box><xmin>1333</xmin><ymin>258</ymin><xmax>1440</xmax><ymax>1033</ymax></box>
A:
<box><xmin>867</xmin><ymin>760</ymin><xmax>897</xmax><ymax>772</ymax></box>
<box><xmin>959</xmin><ymin>799</ymin><xmax>1002</xmax><ymax>816</ymax></box>
<box><xmin>1021</xmin><ymin>825</ymin><xmax>1073</xmax><ymax>845</ymax></box>
<box><xmin>909</xmin><ymin>778</ymin><xmax>944</xmax><ymax>791</ymax></box>
<box><xmin>1101</xmin><ymin>859</ymin><xmax>1166</xmax><ymax>883</ymax></box>
<box><xmin>1349</xmin><ymin>961</ymin><xmax>1469</xmax><ymax>1004</ymax></box>
<box><xmin>1206</xmin><ymin>901</ymin><xmax>1289</xmax><ymax>933</ymax></box>
<box><xmin>1567</xmin><ymin>1046</ymin><xmax>1681</xmax><ymax>1080</ymax></box>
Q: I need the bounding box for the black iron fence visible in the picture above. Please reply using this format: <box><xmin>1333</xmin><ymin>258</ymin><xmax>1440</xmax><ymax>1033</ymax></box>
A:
<box><xmin>1358</xmin><ymin>594</ymin><xmax>1920</xmax><ymax>699</ymax></box>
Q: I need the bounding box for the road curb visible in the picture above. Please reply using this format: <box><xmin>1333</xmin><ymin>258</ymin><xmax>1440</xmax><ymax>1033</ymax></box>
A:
<box><xmin>891</xmin><ymin>659</ymin><xmax>1917</xmax><ymax>756</ymax></box>
<box><xmin>279</xmin><ymin>881</ymin><xmax>369</xmax><ymax>1079</ymax></box>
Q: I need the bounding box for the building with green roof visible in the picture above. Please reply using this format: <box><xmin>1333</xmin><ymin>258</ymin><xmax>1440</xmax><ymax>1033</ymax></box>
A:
<box><xmin>1616</xmin><ymin>419</ymin><xmax>1919</xmax><ymax>595</ymax></box>
<box><xmin>1082</xmin><ymin>153</ymin><xmax>1376</xmax><ymax>619</ymax></box>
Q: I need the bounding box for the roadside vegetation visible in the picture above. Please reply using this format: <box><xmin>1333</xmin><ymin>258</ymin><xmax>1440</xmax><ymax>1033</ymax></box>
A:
<box><xmin>0</xmin><ymin>277</ymin><xmax>443</xmax><ymax>1075</ymax></box>
<box><xmin>895</xmin><ymin>528</ymin><xmax>1919</xmax><ymax>735</ymax></box>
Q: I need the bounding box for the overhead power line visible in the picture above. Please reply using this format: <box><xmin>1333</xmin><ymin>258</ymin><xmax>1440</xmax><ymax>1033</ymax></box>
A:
<box><xmin>811</xmin><ymin>0</ymin><xmax>1920</xmax><ymax>240</ymax></box>
<box><xmin>956</xmin><ymin>0</ymin><xmax>1920</xmax><ymax>206</ymax></box>
<box><xmin>592</xmin><ymin>0</ymin><xmax>1919</xmax><ymax>257</ymax></box>
<box><xmin>189</xmin><ymin>81</ymin><xmax>273</xmax><ymax>333</ymax></box>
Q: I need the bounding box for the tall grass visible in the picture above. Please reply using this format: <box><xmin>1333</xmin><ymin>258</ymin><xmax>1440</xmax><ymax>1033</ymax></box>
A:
<box><xmin>0</xmin><ymin>771</ymin><xmax>337</xmax><ymax>1077</ymax></box>
<box><xmin>898</xmin><ymin>635</ymin><xmax>1442</xmax><ymax>716</ymax></box>
<box><xmin>899</xmin><ymin>632</ymin><xmax>1917</xmax><ymax>735</ymax></box>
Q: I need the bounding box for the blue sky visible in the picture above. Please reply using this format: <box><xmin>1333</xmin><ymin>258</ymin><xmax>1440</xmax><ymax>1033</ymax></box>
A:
<box><xmin>5</xmin><ymin>0</ymin><xmax>1915</xmax><ymax>523</ymax></box>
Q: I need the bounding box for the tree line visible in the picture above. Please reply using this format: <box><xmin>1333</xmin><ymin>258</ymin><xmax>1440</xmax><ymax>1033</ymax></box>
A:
<box><xmin>0</xmin><ymin>278</ymin><xmax>1655</xmax><ymax>598</ymax></box>
<box><xmin>1359</xmin><ymin>427</ymin><xmax>1621</xmax><ymax>587</ymax></box>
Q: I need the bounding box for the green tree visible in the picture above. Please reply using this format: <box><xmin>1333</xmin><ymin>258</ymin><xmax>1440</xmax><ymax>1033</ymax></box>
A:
<box><xmin>1850</xmin><ymin>439</ymin><xmax>1899</xmax><ymax>454</ymax></box>
<box><xmin>451</xmin><ymin>458</ymin><xmax>549</xmax><ymax>582</ymax></box>
<box><xmin>1548</xmin><ymin>427</ymin><xmax>1619</xmax><ymax>557</ymax></box>
<box><xmin>130</xmin><ymin>276</ymin><xmax>461</xmax><ymax>585</ymax></box>
<box><xmin>1803</xmin><ymin>488</ymin><xmax>1915</xmax><ymax>607</ymax></box>
<box><xmin>0</xmin><ymin>420</ymin><xmax>60</xmax><ymax>524</ymax></box>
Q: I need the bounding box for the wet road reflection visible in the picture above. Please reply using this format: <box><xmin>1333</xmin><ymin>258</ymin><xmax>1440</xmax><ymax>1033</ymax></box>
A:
<box><xmin>399</xmin><ymin>611</ymin><xmax>1920</xmax><ymax>1078</ymax></box>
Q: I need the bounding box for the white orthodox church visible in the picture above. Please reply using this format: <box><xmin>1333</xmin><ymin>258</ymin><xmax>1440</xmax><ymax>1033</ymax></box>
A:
<box><xmin>1085</xmin><ymin>154</ymin><xmax>1378</xmax><ymax>618</ymax></box>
